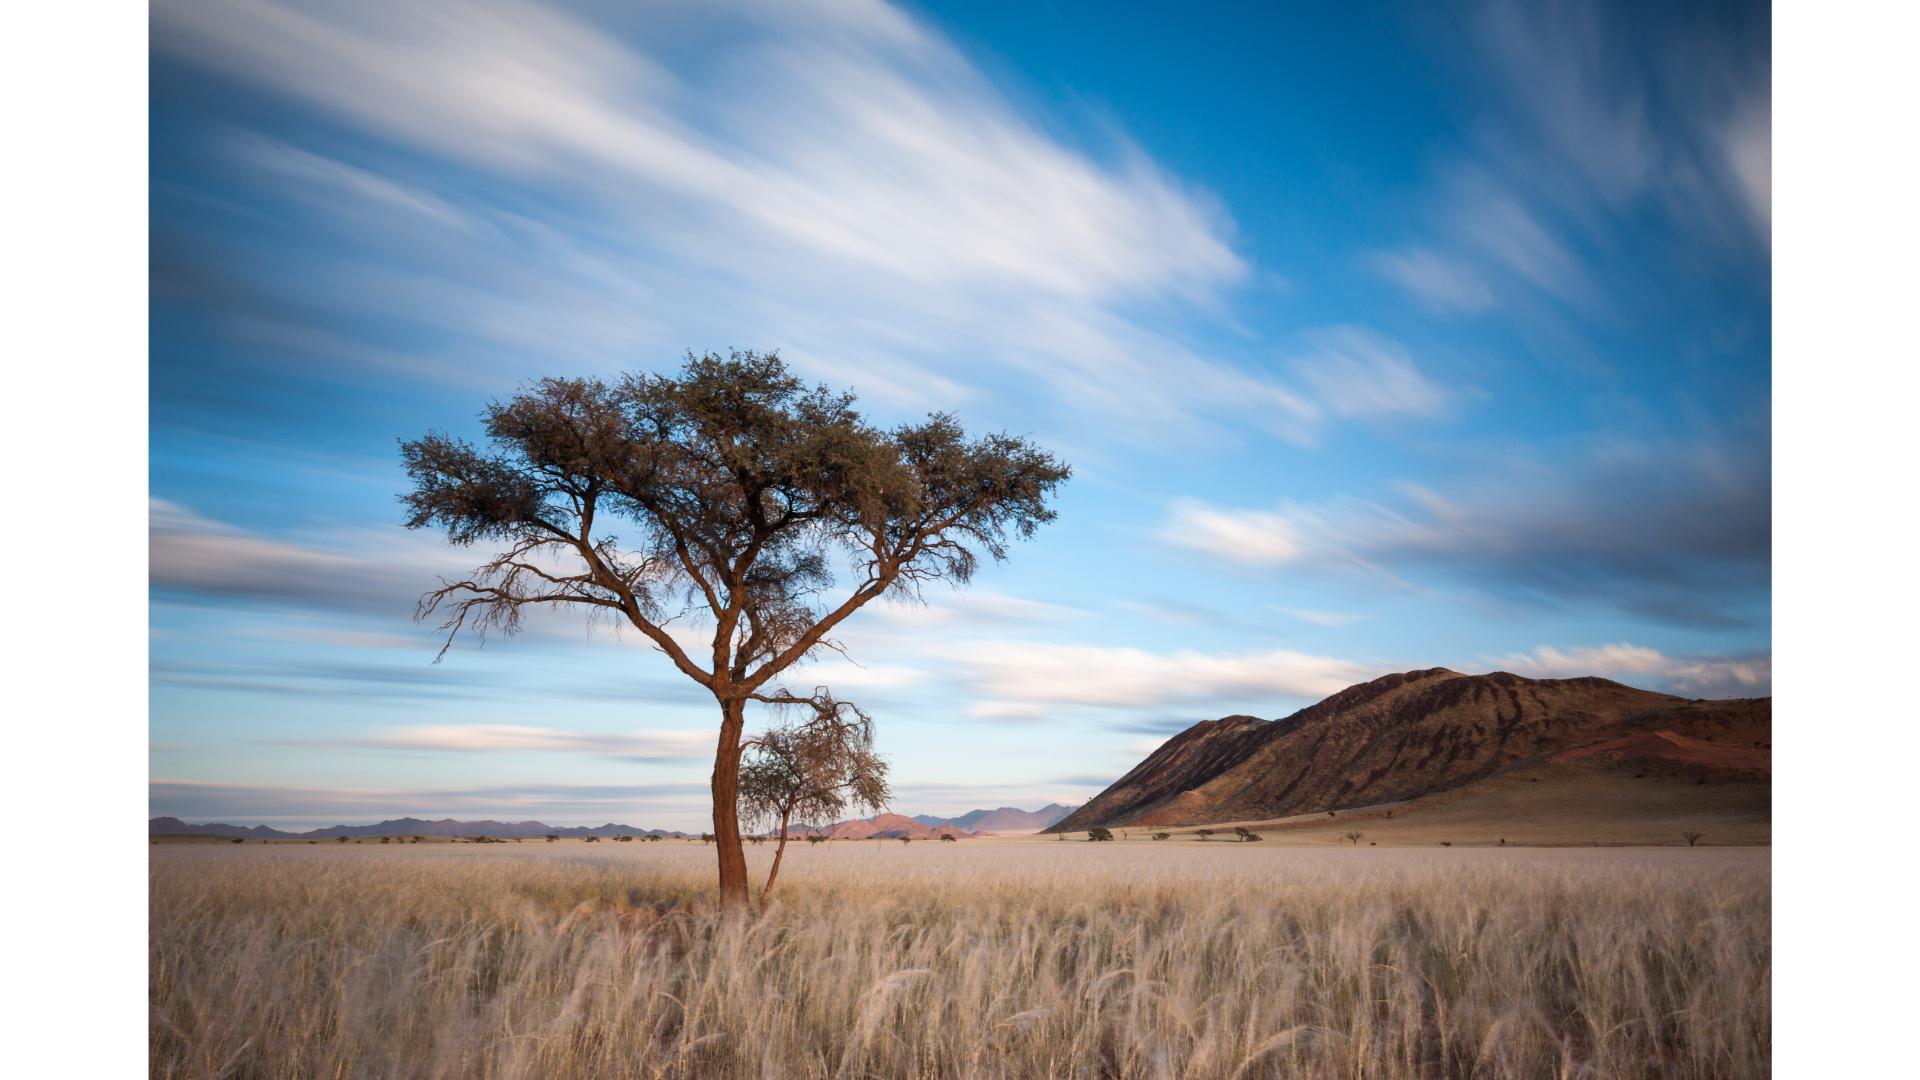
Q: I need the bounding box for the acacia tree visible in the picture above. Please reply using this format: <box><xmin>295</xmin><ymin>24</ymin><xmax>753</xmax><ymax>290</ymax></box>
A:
<box><xmin>400</xmin><ymin>350</ymin><xmax>1069</xmax><ymax>905</ymax></box>
<box><xmin>738</xmin><ymin>707</ymin><xmax>890</xmax><ymax>906</ymax></box>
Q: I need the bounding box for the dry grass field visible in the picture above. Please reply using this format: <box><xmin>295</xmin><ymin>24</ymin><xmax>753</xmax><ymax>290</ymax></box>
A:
<box><xmin>150</xmin><ymin>837</ymin><xmax>1768</xmax><ymax>1078</ymax></box>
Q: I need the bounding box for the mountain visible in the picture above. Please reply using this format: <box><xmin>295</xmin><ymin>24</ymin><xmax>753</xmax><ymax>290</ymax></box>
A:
<box><xmin>149</xmin><ymin>816</ymin><xmax>692</xmax><ymax>839</ymax></box>
<box><xmin>785</xmin><ymin>812</ymin><xmax>973</xmax><ymax>840</ymax></box>
<box><xmin>910</xmin><ymin>804</ymin><xmax>1074</xmax><ymax>832</ymax></box>
<box><xmin>149</xmin><ymin>817</ymin><xmax>299</xmax><ymax>839</ymax></box>
<box><xmin>1048</xmin><ymin>668</ymin><xmax>1770</xmax><ymax>832</ymax></box>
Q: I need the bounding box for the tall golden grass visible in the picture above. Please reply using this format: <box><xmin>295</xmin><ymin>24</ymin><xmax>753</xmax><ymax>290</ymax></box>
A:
<box><xmin>150</xmin><ymin>841</ymin><xmax>1768</xmax><ymax>1078</ymax></box>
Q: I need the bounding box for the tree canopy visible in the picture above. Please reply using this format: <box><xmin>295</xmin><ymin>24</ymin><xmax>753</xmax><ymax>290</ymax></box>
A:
<box><xmin>401</xmin><ymin>350</ymin><xmax>1069</xmax><ymax>689</ymax></box>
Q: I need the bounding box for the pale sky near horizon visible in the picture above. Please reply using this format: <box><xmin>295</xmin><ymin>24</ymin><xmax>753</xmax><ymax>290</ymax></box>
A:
<box><xmin>149</xmin><ymin>0</ymin><xmax>1770</xmax><ymax>831</ymax></box>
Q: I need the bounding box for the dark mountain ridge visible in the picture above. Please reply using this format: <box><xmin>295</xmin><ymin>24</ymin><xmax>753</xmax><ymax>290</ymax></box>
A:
<box><xmin>149</xmin><ymin>816</ymin><xmax>693</xmax><ymax>839</ymax></box>
<box><xmin>910</xmin><ymin>804</ymin><xmax>1074</xmax><ymax>832</ymax></box>
<box><xmin>1048</xmin><ymin>668</ymin><xmax>1770</xmax><ymax>832</ymax></box>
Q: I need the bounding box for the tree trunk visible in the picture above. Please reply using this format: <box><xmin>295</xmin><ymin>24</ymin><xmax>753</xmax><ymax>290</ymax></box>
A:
<box><xmin>760</xmin><ymin>807</ymin><xmax>793</xmax><ymax>908</ymax></box>
<box><xmin>711</xmin><ymin>697</ymin><xmax>750</xmax><ymax>907</ymax></box>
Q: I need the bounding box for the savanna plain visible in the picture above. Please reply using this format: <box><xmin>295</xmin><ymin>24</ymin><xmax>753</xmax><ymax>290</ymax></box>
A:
<box><xmin>150</xmin><ymin>836</ymin><xmax>1768</xmax><ymax>1079</ymax></box>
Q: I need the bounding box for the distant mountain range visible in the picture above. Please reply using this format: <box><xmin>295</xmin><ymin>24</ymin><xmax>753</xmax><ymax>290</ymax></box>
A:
<box><xmin>147</xmin><ymin>816</ymin><xmax>693</xmax><ymax>840</ymax></box>
<box><xmin>1048</xmin><ymin>668</ymin><xmax>1770</xmax><ymax>833</ymax></box>
<box><xmin>150</xmin><ymin>803</ymin><xmax>1077</xmax><ymax>841</ymax></box>
<box><xmin>911</xmin><ymin>804</ymin><xmax>1074</xmax><ymax>832</ymax></box>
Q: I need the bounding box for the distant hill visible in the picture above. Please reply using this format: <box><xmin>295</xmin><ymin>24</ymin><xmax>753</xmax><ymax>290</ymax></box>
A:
<box><xmin>910</xmin><ymin>804</ymin><xmax>1074</xmax><ymax>833</ymax></box>
<box><xmin>148</xmin><ymin>816</ymin><xmax>692</xmax><ymax>839</ymax></box>
<box><xmin>1048</xmin><ymin>668</ymin><xmax>1770</xmax><ymax>833</ymax></box>
<box><xmin>787</xmin><ymin>813</ymin><xmax>972</xmax><ymax>840</ymax></box>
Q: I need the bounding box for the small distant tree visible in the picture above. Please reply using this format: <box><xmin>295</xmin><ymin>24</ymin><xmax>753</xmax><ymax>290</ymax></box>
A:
<box><xmin>229</xmin><ymin>837</ymin><xmax>243</xmax><ymax>844</ymax></box>
<box><xmin>1440</xmin><ymin>841</ymin><xmax>1452</xmax><ymax>847</ymax></box>
<box><xmin>335</xmin><ymin>836</ymin><xmax>348</xmax><ymax>843</ymax></box>
<box><xmin>1152</xmin><ymin>832</ymin><xmax>1170</xmax><ymax>841</ymax></box>
<box><xmin>545</xmin><ymin>835</ymin><xmax>558</xmax><ymax>843</ymax></box>
<box><xmin>1341</xmin><ymin>831</ymin><xmax>1363</xmax><ymax>846</ymax></box>
<box><xmin>806</xmin><ymin>834</ymin><xmax>826</xmax><ymax>845</ymax></box>
<box><xmin>1682</xmin><ymin>830</ymin><xmax>1706</xmax><ymax>847</ymax></box>
<box><xmin>380</xmin><ymin>836</ymin><xmax>391</xmax><ymax>844</ymax></box>
<box><xmin>739</xmin><ymin>711</ymin><xmax>890</xmax><ymax>906</ymax></box>
<box><xmin>1240</xmin><ymin>832</ymin><xmax>1264</xmax><ymax>842</ymax></box>
<box><xmin>584</xmin><ymin>835</ymin><xmax>601</xmax><ymax>843</ymax></box>
<box><xmin>701</xmin><ymin>833</ymin><xmax>715</xmax><ymax>845</ymax></box>
<box><xmin>400</xmin><ymin>351</ymin><xmax>1069</xmax><ymax>905</ymax></box>
<box><xmin>939</xmin><ymin>834</ymin><xmax>957</xmax><ymax>843</ymax></box>
<box><xmin>1088</xmin><ymin>827</ymin><xmax>1114</xmax><ymax>842</ymax></box>
<box><xmin>898</xmin><ymin>836</ymin><xmax>911</xmax><ymax>845</ymax></box>
<box><xmin>1196</xmin><ymin>829</ymin><xmax>1214</xmax><ymax>841</ymax></box>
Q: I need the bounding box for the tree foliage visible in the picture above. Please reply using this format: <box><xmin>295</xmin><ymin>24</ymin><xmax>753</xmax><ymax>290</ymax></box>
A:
<box><xmin>400</xmin><ymin>350</ymin><xmax>1070</xmax><ymax>680</ymax></box>
<box><xmin>738</xmin><ymin>703</ymin><xmax>890</xmax><ymax>836</ymax></box>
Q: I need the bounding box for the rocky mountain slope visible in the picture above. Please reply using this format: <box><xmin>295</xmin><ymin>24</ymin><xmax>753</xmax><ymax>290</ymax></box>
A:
<box><xmin>1048</xmin><ymin>668</ymin><xmax>1770</xmax><ymax>832</ymax></box>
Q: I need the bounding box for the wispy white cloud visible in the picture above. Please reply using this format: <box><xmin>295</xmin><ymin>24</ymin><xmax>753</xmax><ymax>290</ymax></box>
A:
<box><xmin>867</xmin><ymin>589</ymin><xmax>1087</xmax><ymax>629</ymax></box>
<box><xmin>1365</xmin><ymin>247</ymin><xmax>1496</xmax><ymax>313</ymax></box>
<box><xmin>1366</xmin><ymin>1</ymin><xmax>1769</xmax><ymax>317</ymax></box>
<box><xmin>325</xmin><ymin>724</ymin><xmax>713</xmax><ymax>760</ymax></box>
<box><xmin>945</xmin><ymin>640</ymin><xmax>1374</xmax><ymax>711</ymax></box>
<box><xmin>1717</xmin><ymin>93</ymin><xmax>1771</xmax><ymax>241</ymax></box>
<box><xmin>151</xmin><ymin>0</ymin><xmax>1368</xmax><ymax>449</ymax></box>
<box><xmin>1276</xmin><ymin>607</ymin><xmax>1368</xmax><ymax>628</ymax></box>
<box><xmin>149</xmin><ymin>779</ymin><xmax>711</xmax><ymax>829</ymax></box>
<box><xmin>1486</xmin><ymin>642</ymin><xmax>1670</xmax><ymax>679</ymax></box>
<box><xmin>149</xmin><ymin>499</ymin><xmax>450</xmax><ymax>615</ymax></box>
<box><xmin>1158</xmin><ymin>425</ymin><xmax>1770</xmax><ymax>626</ymax></box>
<box><xmin>1486</xmin><ymin>642</ymin><xmax>1770</xmax><ymax>699</ymax></box>
<box><xmin>1290</xmin><ymin>326</ymin><xmax>1454</xmax><ymax>420</ymax></box>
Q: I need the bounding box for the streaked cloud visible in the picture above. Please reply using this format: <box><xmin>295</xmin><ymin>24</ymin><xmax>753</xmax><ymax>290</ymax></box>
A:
<box><xmin>946</xmin><ymin>640</ymin><xmax>1374</xmax><ymax>711</ymax></box>
<box><xmin>149</xmin><ymin>499</ymin><xmax>456</xmax><ymax>616</ymax></box>
<box><xmin>324</xmin><ymin>724</ymin><xmax>713</xmax><ymax>761</ymax></box>
<box><xmin>1366</xmin><ymin>248</ymin><xmax>1496</xmax><ymax>313</ymax></box>
<box><xmin>1160</xmin><ymin>426</ymin><xmax>1768</xmax><ymax>625</ymax></box>
<box><xmin>1487</xmin><ymin>642</ymin><xmax>1771</xmax><ymax>699</ymax></box>
<box><xmin>1290</xmin><ymin>327</ymin><xmax>1454</xmax><ymax>420</ymax></box>
<box><xmin>147</xmin><ymin>0</ymin><xmax>1359</xmax><ymax>448</ymax></box>
<box><xmin>1276</xmin><ymin>608</ymin><xmax>1368</xmax><ymax>628</ymax></box>
<box><xmin>150</xmin><ymin>779</ymin><xmax>710</xmax><ymax>829</ymax></box>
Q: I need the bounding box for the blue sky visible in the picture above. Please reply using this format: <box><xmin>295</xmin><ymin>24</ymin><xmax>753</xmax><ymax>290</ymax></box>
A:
<box><xmin>148</xmin><ymin>0</ymin><xmax>1769</xmax><ymax>832</ymax></box>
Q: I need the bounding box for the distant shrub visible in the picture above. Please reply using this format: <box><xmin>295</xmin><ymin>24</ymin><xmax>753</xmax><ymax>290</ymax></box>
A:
<box><xmin>701</xmin><ymin>834</ymin><xmax>715</xmax><ymax>844</ymax></box>
<box><xmin>1440</xmin><ymin>841</ymin><xmax>1453</xmax><ymax>847</ymax></box>
<box><xmin>1682</xmin><ymin>831</ymin><xmax>1706</xmax><ymax>847</ymax></box>
<box><xmin>230</xmin><ymin>837</ymin><xmax>244</xmax><ymax>844</ymax></box>
<box><xmin>1152</xmin><ymin>833</ymin><xmax>1170</xmax><ymax>841</ymax></box>
<box><xmin>335</xmin><ymin>836</ymin><xmax>348</xmax><ymax>843</ymax></box>
<box><xmin>545</xmin><ymin>835</ymin><xmax>558</xmax><ymax>843</ymax></box>
<box><xmin>1087</xmin><ymin>828</ymin><xmax>1114</xmax><ymax>842</ymax></box>
<box><xmin>1341</xmin><ymin>831</ymin><xmax>1363</xmax><ymax>846</ymax></box>
<box><xmin>583</xmin><ymin>836</ymin><xmax>600</xmax><ymax>843</ymax></box>
<box><xmin>939</xmin><ymin>834</ymin><xmax>957</xmax><ymax>842</ymax></box>
<box><xmin>1239</xmin><ymin>832</ymin><xmax>1263</xmax><ymax>842</ymax></box>
<box><xmin>380</xmin><ymin>836</ymin><xmax>391</xmax><ymax>844</ymax></box>
<box><xmin>1196</xmin><ymin>829</ymin><xmax>1214</xmax><ymax>841</ymax></box>
<box><xmin>898</xmin><ymin>836</ymin><xmax>911</xmax><ymax>844</ymax></box>
<box><xmin>806</xmin><ymin>835</ymin><xmax>826</xmax><ymax>845</ymax></box>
